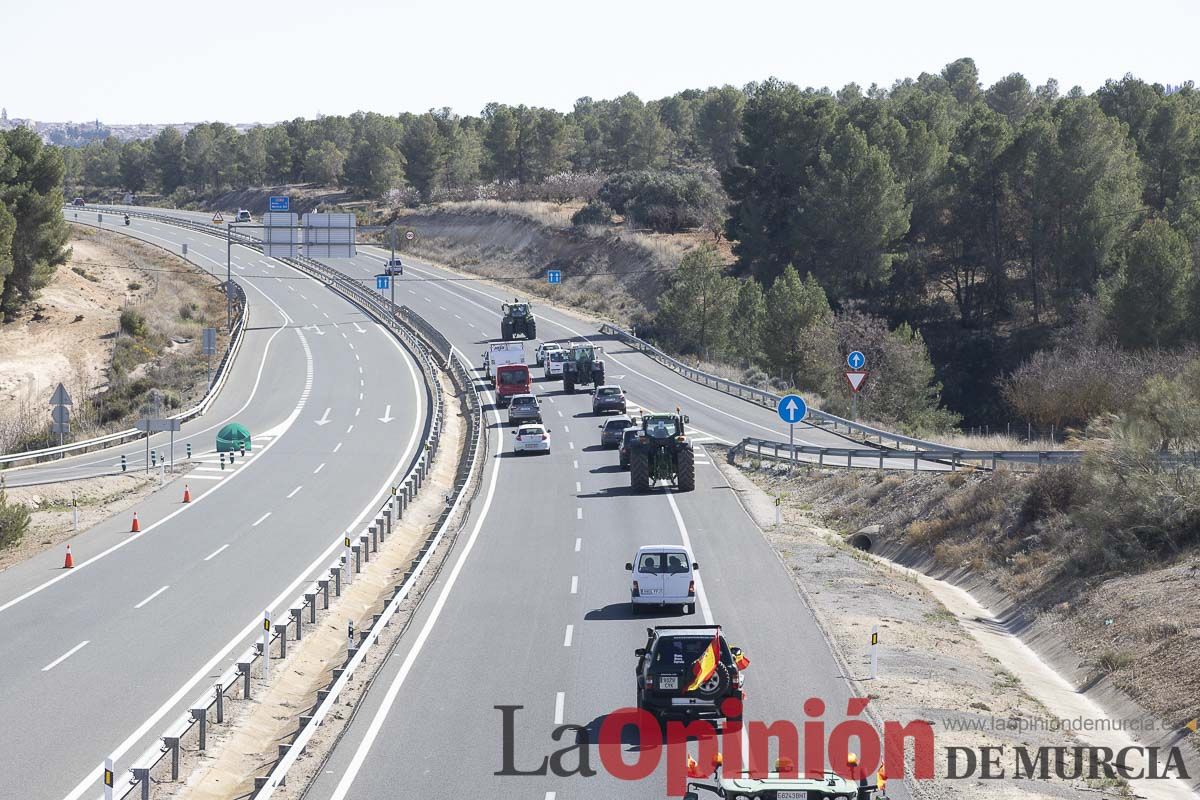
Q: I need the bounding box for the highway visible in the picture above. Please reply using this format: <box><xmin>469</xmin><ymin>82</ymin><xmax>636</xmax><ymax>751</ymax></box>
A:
<box><xmin>50</xmin><ymin>208</ymin><xmax>911</xmax><ymax>799</ymax></box>
<box><xmin>0</xmin><ymin>213</ymin><xmax>430</xmax><ymax>798</ymax></box>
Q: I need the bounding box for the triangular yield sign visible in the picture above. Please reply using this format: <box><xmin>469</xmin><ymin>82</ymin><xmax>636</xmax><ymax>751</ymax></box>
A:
<box><xmin>845</xmin><ymin>370</ymin><xmax>869</xmax><ymax>393</ymax></box>
<box><xmin>212</xmin><ymin>212</ymin><xmax>224</xmax><ymax>224</ymax></box>
<box><xmin>49</xmin><ymin>382</ymin><xmax>72</xmax><ymax>406</ymax></box>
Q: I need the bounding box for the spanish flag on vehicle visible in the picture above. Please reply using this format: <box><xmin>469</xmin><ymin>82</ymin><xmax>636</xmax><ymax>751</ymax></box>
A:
<box><xmin>686</xmin><ymin>629</ymin><xmax>721</xmax><ymax>692</ymax></box>
<box><xmin>732</xmin><ymin>647</ymin><xmax>750</xmax><ymax>671</ymax></box>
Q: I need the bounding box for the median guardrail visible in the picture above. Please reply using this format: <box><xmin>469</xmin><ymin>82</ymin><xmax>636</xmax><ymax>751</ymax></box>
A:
<box><xmin>0</xmin><ymin>214</ymin><xmax>248</xmax><ymax>471</ymax></box>
<box><xmin>728</xmin><ymin>436</ymin><xmax>1084</xmax><ymax>471</ymax></box>
<box><xmin>95</xmin><ymin>208</ymin><xmax>485</xmax><ymax>800</ymax></box>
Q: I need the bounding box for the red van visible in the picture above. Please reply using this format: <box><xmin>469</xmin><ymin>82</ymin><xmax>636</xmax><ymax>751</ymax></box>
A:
<box><xmin>494</xmin><ymin>363</ymin><xmax>531</xmax><ymax>407</ymax></box>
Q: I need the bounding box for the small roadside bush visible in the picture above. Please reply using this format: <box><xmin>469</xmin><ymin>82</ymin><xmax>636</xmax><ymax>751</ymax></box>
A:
<box><xmin>598</xmin><ymin>170</ymin><xmax>726</xmax><ymax>233</ymax></box>
<box><xmin>571</xmin><ymin>200</ymin><xmax>614</xmax><ymax>227</ymax></box>
<box><xmin>0</xmin><ymin>491</ymin><xmax>31</xmax><ymax>550</ymax></box>
<box><xmin>120</xmin><ymin>309</ymin><xmax>148</xmax><ymax>337</ymax></box>
<box><xmin>179</xmin><ymin>302</ymin><xmax>200</xmax><ymax>321</ymax></box>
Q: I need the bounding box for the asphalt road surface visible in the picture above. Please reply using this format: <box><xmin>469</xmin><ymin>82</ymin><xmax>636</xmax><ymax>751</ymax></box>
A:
<box><xmin>0</xmin><ymin>212</ymin><xmax>430</xmax><ymax>799</ymax></box>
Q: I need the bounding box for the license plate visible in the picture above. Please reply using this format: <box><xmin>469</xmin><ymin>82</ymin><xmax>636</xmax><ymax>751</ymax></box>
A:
<box><xmin>777</xmin><ymin>793</ymin><xmax>807</xmax><ymax>799</ymax></box>
<box><xmin>659</xmin><ymin>675</ymin><xmax>678</xmax><ymax>689</ymax></box>
<box><xmin>641</xmin><ymin>588</ymin><xmax>662</xmax><ymax>595</ymax></box>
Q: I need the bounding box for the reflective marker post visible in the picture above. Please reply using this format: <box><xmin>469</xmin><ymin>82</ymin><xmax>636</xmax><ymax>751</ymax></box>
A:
<box><xmin>870</xmin><ymin>625</ymin><xmax>878</xmax><ymax>679</ymax></box>
<box><xmin>262</xmin><ymin>612</ymin><xmax>271</xmax><ymax>678</ymax></box>
<box><xmin>103</xmin><ymin>757</ymin><xmax>114</xmax><ymax>800</ymax></box>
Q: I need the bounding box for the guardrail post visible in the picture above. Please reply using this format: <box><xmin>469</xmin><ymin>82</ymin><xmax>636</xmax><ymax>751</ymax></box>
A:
<box><xmin>164</xmin><ymin>735</ymin><xmax>180</xmax><ymax>780</ymax></box>
<box><xmin>352</xmin><ymin>544</ymin><xmax>361</xmax><ymax>573</ymax></box>
<box><xmin>319</xmin><ymin>578</ymin><xmax>330</xmax><ymax>608</ymax></box>
<box><xmin>238</xmin><ymin>661</ymin><xmax>251</xmax><ymax>699</ymax></box>
<box><xmin>133</xmin><ymin>767</ymin><xmax>150</xmax><ymax>800</ymax></box>
<box><xmin>291</xmin><ymin>607</ymin><xmax>303</xmax><ymax>640</ymax></box>
<box><xmin>992</xmin><ymin>453</ymin><xmax>998</xmax><ymax>470</ymax></box>
<box><xmin>278</xmin><ymin>621</ymin><xmax>287</xmax><ymax>658</ymax></box>
<box><xmin>306</xmin><ymin>591</ymin><xmax>317</xmax><ymax>623</ymax></box>
<box><xmin>953</xmin><ymin>452</ymin><xmax>961</xmax><ymax>471</ymax></box>
<box><xmin>818</xmin><ymin>449</ymin><xmax>825</xmax><ymax>467</ymax></box>
<box><xmin>360</xmin><ymin>534</ymin><xmax>370</xmax><ymax>563</ymax></box>
<box><xmin>879</xmin><ymin>450</ymin><xmax>884</xmax><ymax>470</ymax></box>
<box><xmin>191</xmin><ymin>707</ymin><xmax>207</xmax><ymax>751</ymax></box>
<box><xmin>215</xmin><ymin>682</ymin><xmax>224</xmax><ymax>723</ymax></box>
<box><xmin>383</xmin><ymin>508</ymin><xmax>392</xmax><ymax>537</ymax></box>
<box><xmin>370</xmin><ymin>524</ymin><xmax>378</xmax><ymax>552</ymax></box>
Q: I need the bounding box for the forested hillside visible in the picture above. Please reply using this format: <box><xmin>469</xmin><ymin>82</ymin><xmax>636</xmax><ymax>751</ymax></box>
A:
<box><xmin>60</xmin><ymin>59</ymin><xmax>1200</xmax><ymax>430</ymax></box>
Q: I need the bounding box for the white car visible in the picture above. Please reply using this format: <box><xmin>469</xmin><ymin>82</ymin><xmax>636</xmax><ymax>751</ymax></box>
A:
<box><xmin>535</xmin><ymin>341</ymin><xmax>563</xmax><ymax>367</ymax></box>
<box><xmin>513</xmin><ymin>424</ymin><xmax>551</xmax><ymax>454</ymax></box>
<box><xmin>383</xmin><ymin>258</ymin><xmax>404</xmax><ymax>275</ymax></box>
<box><xmin>544</xmin><ymin>349</ymin><xmax>568</xmax><ymax>379</ymax></box>
<box><xmin>626</xmin><ymin>545</ymin><xmax>699</xmax><ymax>614</ymax></box>
<box><xmin>235</xmin><ymin>209</ymin><xmax>252</xmax><ymax>223</ymax></box>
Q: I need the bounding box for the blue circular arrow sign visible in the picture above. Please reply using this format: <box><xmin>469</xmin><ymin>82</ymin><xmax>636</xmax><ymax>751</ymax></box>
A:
<box><xmin>777</xmin><ymin>394</ymin><xmax>808</xmax><ymax>425</ymax></box>
<box><xmin>847</xmin><ymin>350</ymin><xmax>866</xmax><ymax>369</ymax></box>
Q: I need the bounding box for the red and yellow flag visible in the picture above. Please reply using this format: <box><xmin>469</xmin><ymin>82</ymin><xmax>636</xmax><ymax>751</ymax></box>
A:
<box><xmin>686</xmin><ymin>629</ymin><xmax>721</xmax><ymax>692</ymax></box>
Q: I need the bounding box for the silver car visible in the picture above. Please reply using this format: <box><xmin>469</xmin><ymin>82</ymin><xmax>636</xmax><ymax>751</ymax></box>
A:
<box><xmin>507</xmin><ymin>393</ymin><xmax>542</xmax><ymax>425</ymax></box>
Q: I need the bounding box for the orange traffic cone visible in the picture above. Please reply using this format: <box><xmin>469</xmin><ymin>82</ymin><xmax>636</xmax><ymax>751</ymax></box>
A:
<box><xmin>182</xmin><ymin>484</ymin><xmax>191</xmax><ymax>503</ymax></box>
<box><xmin>63</xmin><ymin>544</ymin><xmax>74</xmax><ymax>569</ymax></box>
<box><xmin>131</xmin><ymin>512</ymin><xmax>140</xmax><ymax>533</ymax></box>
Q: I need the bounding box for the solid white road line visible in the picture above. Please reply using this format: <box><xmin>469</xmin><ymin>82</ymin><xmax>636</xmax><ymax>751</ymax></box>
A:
<box><xmin>667</xmin><ymin>492</ymin><xmax>714</xmax><ymax>625</ymax></box>
<box><xmin>42</xmin><ymin>640</ymin><xmax>88</xmax><ymax>672</ymax></box>
<box><xmin>252</xmin><ymin>512</ymin><xmax>272</xmax><ymax>527</ymax></box>
<box><xmin>287</xmin><ymin>486</ymin><xmax>302</xmax><ymax>499</ymax></box>
<box><xmin>203</xmin><ymin>544</ymin><xmax>230</xmax><ymax>561</ymax></box>
<box><xmin>133</xmin><ymin>585</ymin><xmax>170</xmax><ymax>609</ymax></box>
<box><xmin>325</xmin><ymin>374</ymin><xmax>502</xmax><ymax>800</ymax></box>
<box><xmin>187</xmin><ymin>474</ymin><xmax>223</xmax><ymax>481</ymax></box>
<box><xmin>563</xmin><ymin>625</ymin><xmax>574</xmax><ymax>647</ymax></box>
<box><xmin>554</xmin><ymin>692</ymin><xmax>565</xmax><ymax>725</ymax></box>
<box><xmin>570</xmin><ymin>576</ymin><xmax>578</xmax><ymax>594</ymax></box>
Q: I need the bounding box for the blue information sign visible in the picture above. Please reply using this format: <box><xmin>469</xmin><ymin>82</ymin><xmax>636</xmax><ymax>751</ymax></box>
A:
<box><xmin>547</xmin><ymin>269</ymin><xmax>562</xmax><ymax>285</ymax></box>
<box><xmin>269</xmin><ymin>195</ymin><xmax>290</xmax><ymax>212</ymax></box>
<box><xmin>376</xmin><ymin>275</ymin><xmax>389</xmax><ymax>290</ymax></box>
<box><xmin>777</xmin><ymin>394</ymin><xmax>808</xmax><ymax>424</ymax></box>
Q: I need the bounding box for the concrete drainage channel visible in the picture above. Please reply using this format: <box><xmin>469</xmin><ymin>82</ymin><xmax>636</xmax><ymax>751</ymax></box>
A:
<box><xmin>99</xmin><ymin>211</ymin><xmax>486</xmax><ymax>799</ymax></box>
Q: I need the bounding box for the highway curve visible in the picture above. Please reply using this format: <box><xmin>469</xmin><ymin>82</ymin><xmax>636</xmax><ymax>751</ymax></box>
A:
<box><xmin>0</xmin><ymin>212</ymin><xmax>430</xmax><ymax>799</ymax></box>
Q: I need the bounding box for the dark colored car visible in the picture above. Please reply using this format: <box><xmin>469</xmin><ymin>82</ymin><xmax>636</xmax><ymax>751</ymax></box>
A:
<box><xmin>71</xmin><ymin>197</ymin><xmax>86</xmax><ymax>207</ymax></box>
<box><xmin>599</xmin><ymin>415</ymin><xmax>633</xmax><ymax>448</ymax></box>
<box><xmin>635</xmin><ymin>625</ymin><xmax>744</xmax><ymax>724</ymax></box>
<box><xmin>592</xmin><ymin>384</ymin><xmax>627</xmax><ymax>415</ymax></box>
<box><xmin>619</xmin><ymin>426</ymin><xmax>641</xmax><ymax>468</ymax></box>
<box><xmin>507</xmin><ymin>393</ymin><xmax>542</xmax><ymax>424</ymax></box>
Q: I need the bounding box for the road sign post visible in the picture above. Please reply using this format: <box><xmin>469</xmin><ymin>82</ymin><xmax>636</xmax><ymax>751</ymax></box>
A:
<box><xmin>202</xmin><ymin>327</ymin><xmax>217</xmax><ymax>388</ymax></box>
<box><xmin>870</xmin><ymin>625</ymin><xmax>879</xmax><ymax>679</ymax></box>
<box><xmin>103</xmin><ymin>757</ymin><xmax>114</xmax><ymax>800</ymax></box>
<box><xmin>50</xmin><ymin>383</ymin><xmax>72</xmax><ymax>450</ymax></box>
<box><xmin>844</xmin><ymin>371</ymin><xmax>869</xmax><ymax>420</ymax></box>
<box><xmin>777</xmin><ymin>394</ymin><xmax>808</xmax><ymax>471</ymax></box>
<box><xmin>263</xmin><ymin>611</ymin><xmax>271</xmax><ymax>678</ymax></box>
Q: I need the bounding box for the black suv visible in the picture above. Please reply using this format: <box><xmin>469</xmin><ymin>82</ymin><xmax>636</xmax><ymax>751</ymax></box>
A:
<box><xmin>635</xmin><ymin>625</ymin><xmax>744</xmax><ymax>724</ymax></box>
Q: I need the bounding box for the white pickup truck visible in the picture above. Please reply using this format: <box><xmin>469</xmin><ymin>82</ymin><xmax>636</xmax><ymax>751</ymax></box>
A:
<box><xmin>482</xmin><ymin>342</ymin><xmax>525</xmax><ymax>383</ymax></box>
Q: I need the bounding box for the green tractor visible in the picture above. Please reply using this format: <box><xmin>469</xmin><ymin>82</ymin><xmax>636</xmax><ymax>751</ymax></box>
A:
<box><xmin>500</xmin><ymin>299</ymin><xmax>536</xmax><ymax>340</ymax></box>
<box><xmin>629</xmin><ymin>412</ymin><xmax>695</xmax><ymax>492</ymax></box>
<box><xmin>562</xmin><ymin>343</ymin><xmax>605</xmax><ymax>394</ymax></box>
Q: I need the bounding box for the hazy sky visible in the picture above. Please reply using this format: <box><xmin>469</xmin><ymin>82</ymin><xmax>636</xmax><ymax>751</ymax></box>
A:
<box><xmin>4</xmin><ymin>0</ymin><xmax>1197</xmax><ymax>123</ymax></box>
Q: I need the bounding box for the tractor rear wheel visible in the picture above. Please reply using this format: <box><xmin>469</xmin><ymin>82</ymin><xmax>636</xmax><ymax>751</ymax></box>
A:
<box><xmin>630</xmin><ymin>449</ymin><xmax>650</xmax><ymax>493</ymax></box>
<box><xmin>594</xmin><ymin>365</ymin><xmax>605</xmax><ymax>386</ymax></box>
<box><xmin>527</xmin><ymin>320</ymin><xmax>537</xmax><ymax>340</ymax></box>
<box><xmin>676</xmin><ymin>445</ymin><xmax>695</xmax><ymax>492</ymax></box>
<box><xmin>500</xmin><ymin>322</ymin><xmax>511</xmax><ymax>340</ymax></box>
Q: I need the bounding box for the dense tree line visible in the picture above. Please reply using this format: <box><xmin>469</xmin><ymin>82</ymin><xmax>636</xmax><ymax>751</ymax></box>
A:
<box><xmin>0</xmin><ymin>128</ymin><xmax>69</xmax><ymax>318</ymax></box>
<box><xmin>57</xmin><ymin>61</ymin><xmax>1200</xmax><ymax>428</ymax></box>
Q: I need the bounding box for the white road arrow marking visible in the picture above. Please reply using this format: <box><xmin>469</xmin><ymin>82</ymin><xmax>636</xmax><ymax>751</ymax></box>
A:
<box><xmin>315</xmin><ymin>408</ymin><xmax>332</xmax><ymax>426</ymax></box>
<box><xmin>379</xmin><ymin>404</ymin><xmax>394</xmax><ymax>423</ymax></box>
<box><xmin>353</xmin><ymin>322</ymin><xmax>367</xmax><ymax>334</ymax></box>
<box><xmin>303</xmin><ymin>323</ymin><xmax>325</xmax><ymax>336</ymax></box>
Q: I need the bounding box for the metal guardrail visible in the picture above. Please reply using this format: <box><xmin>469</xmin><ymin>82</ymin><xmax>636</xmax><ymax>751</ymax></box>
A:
<box><xmin>99</xmin><ymin>208</ymin><xmax>485</xmax><ymax>800</ymax></box>
<box><xmin>728</xmin><ymin>436</ymin><xmax>1085</xmax><ymax>471</ymax></box>
<box><xmin>0</xmin><ymin>212</ymin><xmax>249</xmax><ymax>469</ymax></box>
<box><xmin>598</xmin><ymin>322</ymin><xmax>1071</xmax><ymax>458</ymax></box>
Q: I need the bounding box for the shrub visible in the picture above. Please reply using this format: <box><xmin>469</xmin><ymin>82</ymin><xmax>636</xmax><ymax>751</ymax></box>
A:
<box><xmin>127</xmin><ymin>281</ymin><xmax>142</xmax><ymax>291</ymax></box>
<box><xmin>571</xmin><ymin>200</ymin><xmax>614</xmax><ymax>227</ymax></box>
<box><xmin>179</xmin><ymin>302</ymin><xmax>200</xmax><ymax>321</ymax></box>
<box><xmin>598</xmin><ymin>170</ymin><xmax>726</xmax><ymax>233</ymax></box>
<box><xmin>0</xmin><ymin>491</ymin><xmax>31</xmax><ymax>550</ymax></box>
<box><xmin>120</xmin><ymin>309</ymin><xmax>147</xmax><ymax>337</ymax></box>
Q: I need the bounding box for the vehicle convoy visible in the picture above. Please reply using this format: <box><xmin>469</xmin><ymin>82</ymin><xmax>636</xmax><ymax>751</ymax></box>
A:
<box><xmin>636</xmin><ymin>625</ymin><xmax>745</xmax><ymax>724</ymax></box>
<box><xmin>599</xmin><ymin>415</ymin><xmax>634</xmax><ymax>448</ymax></box>
<box><xmin>507</xmin><ymin>393</ymin><xmax>542</xmax><ymax>424</ymax></box>
<box><xmin>629</xmin><ymin>412</ymin><xmax>695</xmax><ymax>492</ymax></box>
<box><xmin>500</xmin><ymin>299</ymin><xmax>536</xmax><ymax>340</ymax></box>
<box><xmin>562</xmin><ymin>343</ymin><xmax>605</xmax><ymax>394</ymax></box>
<box><xmin>512</xmin><ymin>424</ymin><xmax>551</xmax><ymax>454</ymax></box>
<box><xmin>626</xmin><ymin>545</ymin><xmax>699</xmax><ymax>614</ymax></box>
<box><xmin>687</xmin><ymin>765</ymin><xmax>888</xmax><ymax>800</ymax></box>
<box><xmin>544</xmin><ymin>349</ymin><xmax>568</xmax><ymax>379</ymax></box>
<box><xmin>591</xmin><ymin>384</ymin><xmax>627</xmax><ymax>414</ymax></box>
<box><xmin>535</xmin><ymin>341</ymin><xmax>562</xmax><ymax>367</ymax></box>
<box><xmin>482</xmin><ymin>342</ymin><xmax>525</xmax><ymax>383</ymax></box>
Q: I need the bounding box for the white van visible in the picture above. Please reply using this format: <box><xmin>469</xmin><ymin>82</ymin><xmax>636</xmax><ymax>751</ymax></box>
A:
<box><xmin>626</xmin><ymin>545</ymin><xmax>699</xmax><ymax>615</ymax></box>
<box><xmin>544</xmin><ymin>349</ymin><xmax>568</xmax><ymax>378</ymax></box>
